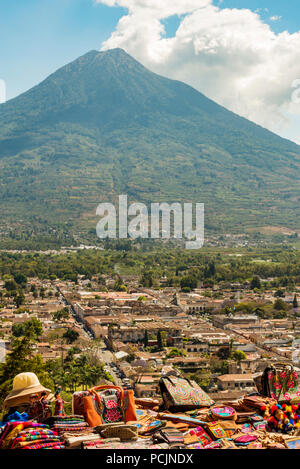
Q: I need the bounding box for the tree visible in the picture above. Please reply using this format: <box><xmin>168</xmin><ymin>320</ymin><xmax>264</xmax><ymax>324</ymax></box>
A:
<box><xmin>180</xmin><ymin>276</ymin><xmax>197</xmax><ymax>291</ymax></box>
<box><xmin>251</xmin><ymin>276</ymin><xmax>261</xmax><ymax>290</ymax></box>
<box><xmin>232</xmin><ymin>350</ymin><xmax>246</xmax><ymax>363</ymax></box>
<box><xmin>0</xmin><ymin>335</ymin><xmax>53</xmax><ymax>406</ymax></box>
<box><xmin>63</xmin><ymin>329</ymin><xmax>79</xmax><ymax>344</ymax></box>
<box><xmin>275</xmin><ymin>289</ymin><xmax>285</xmax><ymax>298</ymax></box>
<box><xmin>157</xmin><ymin>330</ymin><xmax>163</xmax><ymax>350</ymax></box>
<box><xmin>210</xmin><ymin>358</ymin><xmax>229</xmax><ymax>375</ymax></box>
<box><xmin>125</xmin><ymin>344</ymin><xmax>138</xmax><ymax>362</ymax></box>
<box><xmin>144</xmin><ymin>330</ymin><xmax>149</xmax><ymax>348</ymax></box>
<box><xmin>52</xmin><ymin>308</ymin><xmax>70</xmax><ymax>322</ymax></box>
<box><xmin>217</xmin><ymin>346</ymin><xmax>231</xmax><ymax>360</ymax></box>
<box><xmin>274</xmin><ymin>298</ymin><xmax>288</xmax><ymax>311</ymax></box>
<box><xmin>229</xmin><ymin>338</ymin><xmax>234</xmax><ymax>355</ymax></box>
<box><xmin>12</xmin><ymin>318</ymin><xmax>43</xmax><ymax>339</ymax></box>
<box><xmin>166</xmin><ymin>348</ymin><xmax>187</xmax><ymax>358</ymax></box>
<box><xmin>190</xmin><ymin>369</ymin><xmax>212</xmax><ymax>391</ymax></box>
<box><xmin>293</xmin><ymin>294</ymin><xmax>298</xmax><ymax>309</ymax></box>
<box><xmin>208</xmin><ymin>261</ymin><xmax>216</xmax><ymax>277</ymax></box>
<box><xmin>113</xmin><ymin>275</ymin><xmax>127</xmax><ymax>292</ymax></box>
<box><xmin>4</xmin><ymin>279</ymin><xmax>17</xmax><ymax>292</ymax></box>
<box><xmin>14</xmin><ymin>273</ymin><xmax>27</xmax><ymax>286</ymax></box>
<box><xmin>14</xmin><ymin>292</ymin><xmax>25</xmax><ymax>308</ymax></box>
<box><xmin>223</xmin><ymin>306</ymin><xmax>232</xmax><ymax>316</ymax></box>
<box><xmin>140</xmin><ymin>271</ymin><xmax>153</xmax><ymax>287</ymax></box>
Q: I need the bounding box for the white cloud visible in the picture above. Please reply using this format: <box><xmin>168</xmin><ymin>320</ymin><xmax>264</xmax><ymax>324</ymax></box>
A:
<box><xmin>98</xmin><ymin>0</ymin><xmax>209</xmax><ymax>18</ymax></box>
<box><xmin>269</xmin><ymin>15</ymin><xmax>282</xmax><ymax>22</ymax></box>
<box><xmin>97</xmin><ymin>0</ymin><xmax>300</xmax><ymax>142</ymax></box>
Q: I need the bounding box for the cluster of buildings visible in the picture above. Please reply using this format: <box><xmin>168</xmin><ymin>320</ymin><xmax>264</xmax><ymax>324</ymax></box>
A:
<box><xmin>0</xmin><ymin>278</ymin><xmax>89</xmax><ymax>362</ymax></box>
<box><xmin>1</xmin><ymin>273</ymin><xmax>300</xmax><ymax>402</ymax></box>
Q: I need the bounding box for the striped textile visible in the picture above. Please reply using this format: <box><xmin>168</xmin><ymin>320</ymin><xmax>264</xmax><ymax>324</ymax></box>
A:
<box><xmin>14</xmin><ymin>438</ymin><xmax>62</xmax><ymax>448</ymax></box>
<box><xmin>11</xmin><ymin>435</ymin><xmax>61</xmax><ymax>449</ymax></box>
<box><xmin>0</xmin><ymin>422</ymin><xmax>49</xmax><ymax>449</ymax></box>
<box><xmin>54</xmin><ymin>424</ymin><xmax>89</xmax><ymax>433</ymax></box>
<box><xmin>23</xmin><ymin>441</ymin><xmax>66</xmax><ymax>449</ymax></box>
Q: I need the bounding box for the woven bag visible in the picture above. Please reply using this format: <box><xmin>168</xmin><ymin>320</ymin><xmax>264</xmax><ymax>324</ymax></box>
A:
<box><xmin>262</xmin><ymin>363</ymin><xmax>300</xmax><ymax>402</ymax></box>
<box><xmin>210</xmin><ymin>406</ymin><xmax>237</xmax><ymax>421</ymax></box>
<box><xmin>100</xmin><ymin>424</ymin><xmax>138</xmax><ymax>441</ymax></box>
<box><xmin>76</xmin><ymin>385</ymin><xmax>137</xmax><ymax>427</ymax></box>
<box><xmin>159</xmin><ymin>376</ymin><xmax>214</xmax><ymax>412</ymax></box>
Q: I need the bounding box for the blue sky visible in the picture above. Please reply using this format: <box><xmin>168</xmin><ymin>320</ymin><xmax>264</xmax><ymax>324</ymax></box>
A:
<box><xmin>0</xmin><ymin>0</ymin><xmax>125</xmax><ymax>99</ymax></box>
<box><xmin>0</xmin><ymin>0</ymin><xmax>298</xmax><ymax>100</ymax></box>
<box><xmin>218</xmin><ymin>0</ymin><xmax>300</xmax><ymax>33</ymax></box>
<box><xmin>0</xmin><ymin>0</ymin><xmax>299</xmax><ymax>142</ymax></box>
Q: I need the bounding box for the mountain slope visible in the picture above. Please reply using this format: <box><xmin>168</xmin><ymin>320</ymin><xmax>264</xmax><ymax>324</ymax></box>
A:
<box><xmin>0</xmin><ymin>48</ymin><xmax>300</xmax><ymax>247</ymax></box>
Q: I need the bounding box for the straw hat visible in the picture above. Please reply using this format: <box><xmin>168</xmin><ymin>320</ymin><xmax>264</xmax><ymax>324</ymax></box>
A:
<box><xmin>3</xmin><ymin>372</ymin><xmax>51</xmax><ymax>409</ymax></box>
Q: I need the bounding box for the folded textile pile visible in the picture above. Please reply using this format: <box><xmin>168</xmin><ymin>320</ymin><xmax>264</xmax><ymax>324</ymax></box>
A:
<box><xmin>0</xmin><ymin>411</ymin><xmax>29</xmax><ymax>428</ymax></box>
<box><xmin>96</xmin><ymin>423</ymin><xmax>139</xmax><ymax>441</ymax></box>
<box><xmin>3</xmin><ymin>368</ymin><xmax>300</xmax><ymax>450</ymax></box>
<box><xmin>82</xmin><ymin>438</ymin><xmax>169</xmax><ymax>450</ymax></box>
<box><xmin>63</xmin><ymin>433</ymin><xmax>101</xmax><ymax>449</ymax></box>
<box><xmin>0</xmin><ymin>421</ymin><xmax>65</xmax><ymax>450</ymax></box>
<box><xmin>152</xmin><ymin>427</ymin><xmax>185</xmax><ymax>448</ymax></box>
<box><xmin>47</xmin><ymin>415</ymin><xmax>89</xmax><ymax>433</ymax></box>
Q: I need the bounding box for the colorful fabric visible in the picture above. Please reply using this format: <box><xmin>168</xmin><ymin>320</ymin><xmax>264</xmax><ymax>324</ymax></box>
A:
<box><xmin>253</xmin><ymin>421</ymin><xmax>267</xmax><ymax>431</ymax></box>
<box><xmin>0</xmin><ymin>422</ymin><xmax>49</xmax><ymax>449</ymax></box>
<box><xmin>53</xmin><ymin>424</ymin><xmax>89</xmax><ymax>433</ymax></box>
<box><xmin>52</xmin><ymin>420</ymin><xmax>84</xmax><ymax>425</ymax></box>
<box><xmin>23</xmin><ymin>441</ymin><xmax>65</xmax><ymax>449</ymax></box>
<box><xmin>83</xmin><ymin>439</ymin><xmax>168</xmax><ymax>450</ymax></box>
<box><xmin>92</xmin><ymin>390</ymin><xmax>123</xmax><ymax>424</ymax></box>
<box><xmin>138</xmin><ymin>420</ymin><xmax>165</xmax><ymax>436</ymax></box>
<box><xmin>19</xmin><ymin>429</ymin><xmax>57</xmax><ymax>437</ymax></box>
<box><xmin>185</xmin><ymin>443</ymin><xmax>204</xmax><ymax>449</ymax></box>
<box><xmin>11</xmin><ymin>434</ymin><xmax>61</xmax><ymax>449</ymax></box>
<box><xmin>240</xmin><ymin>423</ymin><xmax>254</xmax><ymax>434</ymax></box>
<box><xmin>191</xmin><ymin>427</ymin><xmax>212</xmax><ymax>447</ymax></box>
<box><xmin>154</xmin><ymin>428</ymin><xmax>184</xmax><ymax>445</ymax></box>
<box><xmin>204</xmin><ymin>422</ymin><xmax>227</xmax><ymax>440</ymax></box>
<box><xmin>211</xmin><ymin>406</ymin><xmax>236</xmax><ymax>420</ymax></box>
<box><xmin>2</xmin><ymin>411</ymin><xmax>29</xmax><ymax>425</ymax></box>
<box><xmin>234</xmin><ymin>434</ymin><xmax>258</xmax><ymax>446</ymax></box>
<box><xmin>265</xmin><ymin>365</ymin><xmax>299</xmax><ymax>402</ymax></box>
<box><xmin>52</xmin><ymin>415</ymin><xmax>85</xmax><ymax>420</ymax></box>
<box><xmin>205</xmin><ymin>441</ymin><xmax>222</xmax><ymax>449</ymax></box>
<box><xmin>0</xmin><ymin>420</ymin><xmax>64</xmax><ymax>451</ymax></box>
<box><xmin>14</xmin><ymin>438</ymin><xmax>62</xmax><ymax>449</ymax></box>
<box><xmin>159</xmin><ymin>376</ymin><xmax>214</xmax><ymax>411</ymax></box>
<box><xmin>248</xmin><ymin>442</ymin><xmax>263</xmax><ymax>449</ymax></box>
<box><xmin>219</xmin><ymin>421</ymin><xmax>238</xmax><ymax>438</ymax></box>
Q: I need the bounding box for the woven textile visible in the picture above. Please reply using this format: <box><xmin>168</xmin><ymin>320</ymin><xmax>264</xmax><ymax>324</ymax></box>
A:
<box><xmin>53</xmin><ymin>424</ymin><xmax>89</xmax><ymax>433</ymax></box>
<box><xmin>13</xmin><ymin>438</ymin><xmax>62</xmax><ymax>449</ymax></box>
<box><xmin>0</xmin><ymin>421</ymin><xmax>65</xmax><ymax>450</ymax></box>
<box><xmin>191</xmin><ymin>427</ymin><xmax>212</xmax><ymax>447</ymax></box>
<box><xmin>11</xmin><ymin>433</ymin><xmax>60</xmax><ymax>449</ymax></box>
<box><xmin>23</xmin><ymin>442</ymin><xmax>65</xmax><ymax>449</ymax></box>
<box><xmin>0</xmin><ymin>422</ymin><xmax>49</xmax><ymax>449</ymax></box>
<box><xmin>83</xmin><ymin>439</ymin><xmax>168</xmax><ymax>450</ymax></box>
<box><xmin>211</xmin><ymin>406</ymin><xmax>236</xmax><ymax>421</ymax></box>
<box><xmin>204</xmin><ymin>421</ymin><xmax>227</xmax><ymax>440</ymax></box>
<box><xmin>159</xmin><ymin>376</ymin><xmax>214</xmax><ymax>411</ymax></box>
<box><xmin>263</xmin><ymin>364</ymin><xmax>300</xmax><ymax>402</ymax></box>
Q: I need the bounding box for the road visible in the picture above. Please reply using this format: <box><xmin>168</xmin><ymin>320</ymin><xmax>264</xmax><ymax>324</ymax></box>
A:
<box><xmin>58</xmin><ymin>286</ymin><xmax>123</xmax><ymax>385</ymax></box>
<box><xmin>95</xmin><ymin>343</ymin><xmax>123</xmax><ymax>386</ymax></box>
